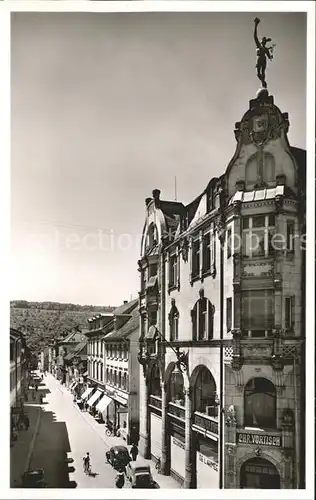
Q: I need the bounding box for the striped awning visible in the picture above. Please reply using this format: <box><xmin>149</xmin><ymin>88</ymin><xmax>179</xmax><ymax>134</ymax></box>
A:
<box><xmin>86</xmin><ymin>389</ymin><xmax>102</xmax><ymax>407</ymax></box>
<box><xmin>96</xmin><ymin>394</ymin><xmax>112</xmax><ymax>414</ymax></box>
<box><xmin>81</xmin><ymin>387</ymin><xmax>94</xmax><ymax>400</ymax></box>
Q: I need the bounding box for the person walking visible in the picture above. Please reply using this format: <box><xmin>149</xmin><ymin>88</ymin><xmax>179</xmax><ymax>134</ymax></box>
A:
<box><xmin>24</xmin><ymin>415</ymin><xmax>30</xmax><ymax>431</ymax></box>
<box><xmin>130</xmin><ymin>443</ymin><xmax>138</xmax><ymax>462</ymax></box>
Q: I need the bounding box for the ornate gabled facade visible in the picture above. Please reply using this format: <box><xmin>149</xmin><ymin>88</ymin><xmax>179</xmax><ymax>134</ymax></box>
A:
<box><xmin>137</xmin><ymin>88</ymin><xmax>305</xmax><ymax>489</ymax></box>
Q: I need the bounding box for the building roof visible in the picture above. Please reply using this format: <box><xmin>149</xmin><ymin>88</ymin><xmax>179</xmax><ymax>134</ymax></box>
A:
<box><xmin>61</xmin><ymin>330</ymin><xmax>85</xmax><ymax>344</ymax></box>
<box><xmin>103</xmin><ymin>301</ymin><xmax>139</xmax><ymax>342</ymax></box>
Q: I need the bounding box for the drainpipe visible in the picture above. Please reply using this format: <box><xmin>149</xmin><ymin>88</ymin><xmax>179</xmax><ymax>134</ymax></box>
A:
<box><xmin>293</xmin><ymin>355</ymin><xmax>300</xmax><ymax>488</ymax></box>
<box><xmin>219</xmin><ymin>231</ymin><xmax>224</xmax><ymax>489</ymax></box>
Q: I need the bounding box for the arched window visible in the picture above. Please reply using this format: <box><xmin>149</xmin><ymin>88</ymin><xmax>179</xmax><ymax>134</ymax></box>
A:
<box><xmin>169</xmin><ymin>299</ymin><xmax>179</xmax><ymax>341</ymax></box>
<box><xmin>245</xmin><ymin>155</ymin><xmax>258</xmax><ymax>189</ymax></box>
<box><xmin>193</xmin><ymin>366</ymin><xmax>217</xmax><ymax>416</ymax></box>
<box><xmin>191</xmin><ymin>290</ymin><xmax>215</xmax><ymax>340</ymax></box>
<box><xmin>244</xmin><ymin>378</ymin><xmax>276</xmax><ymax>429</ymax></box>
<box><xmin>150</xmin><ymin>364</ymin><xmax>162</xmax><ymax>397</ymax></box>
<box><xmin>262</xmin><ymin>153</ymin><xmax>275</xmax><ymax>184</ymax></box>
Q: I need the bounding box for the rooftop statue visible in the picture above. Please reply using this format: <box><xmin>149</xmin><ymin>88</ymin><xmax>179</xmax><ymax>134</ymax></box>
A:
<box><xmin>254</xmin><ymin>18</ymin><xmax>275</xmax><ymax>89</ymax></box>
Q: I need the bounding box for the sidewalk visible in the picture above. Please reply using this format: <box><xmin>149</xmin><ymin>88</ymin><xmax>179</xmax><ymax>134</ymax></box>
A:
<box><xmin>53</xmin><ymin>375</ymin><xmax>180</xmax><ymax>489</ymax></box>
<box><xmin>10</xmin><ymin>391</ymin><xmax>42</xmax><ymax>488</ymax></box>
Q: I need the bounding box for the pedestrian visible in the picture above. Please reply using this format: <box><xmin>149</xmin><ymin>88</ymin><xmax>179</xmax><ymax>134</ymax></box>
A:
<box><xmin>24</xmin><ymin>415</ymin><xmax>30</xmax><ymax>430</ymax></box>
<box><xmin>85</xmin><ymin>402</ymin><xmax>89</xmax><ymax>412</ymax></box>
<box><xmin>130</xmin><ymin>443</ymin><xmax>138</xmax><ymax>462</ymax></box>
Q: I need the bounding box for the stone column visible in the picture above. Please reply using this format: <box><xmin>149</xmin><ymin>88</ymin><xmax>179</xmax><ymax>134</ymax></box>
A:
<box><xmin>142</xmin><ymin>375</ymin><xmax>151</xmax><ymax>459</ymax></box>
<box><xmin>160</xmin><ymin>381</ymin><xmax>170</xmax><ymax>474</ymax></box>
<box><xmin>184</xmin><ymin>386</ymin><xmax>193</xmax><ymax>488</ymax></box>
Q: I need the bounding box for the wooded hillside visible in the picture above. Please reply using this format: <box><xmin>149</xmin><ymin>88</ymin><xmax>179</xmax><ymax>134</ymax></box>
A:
<box><xmin>10</xmin><ymin>301</ymin><xmax>116</xmax><ymax>352</ymax></box>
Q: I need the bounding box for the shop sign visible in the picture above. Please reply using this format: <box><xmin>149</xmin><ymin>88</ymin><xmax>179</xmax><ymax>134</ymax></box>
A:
<box><xmin>197</xmin><ymin>452</ymin><xmax>218</xmax><ymax>472</ymax></box>
<box><xmin>237</xmin><ymin>432</ymin><xmax>282</xmax><ymax>447</ymax></box>
<box><xmin>173</xmin><ymin>437</ymin><xmax>185</xmax><ymax>450</ymax></box>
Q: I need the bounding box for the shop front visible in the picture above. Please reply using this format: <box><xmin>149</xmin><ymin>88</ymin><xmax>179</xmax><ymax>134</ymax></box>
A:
<box><xmin>105</xmin><ymin>385</ymin><xmax>128</xmax><ymax>432</ymax></box>
<box><xmin>240</xmin><ymin>457</ymin><xmax>280</xmax><ymax>488</ymax></box>
<box><xmin>150</xmin><ymin>412</ymin><xmax>162</xmax><ymax>460</ymax></box>
<box><xmin>170</xmin><ymin>425</ymin><xmax>185</xmax><ymax>482</ymax></box>
<box><xmin>192</xmin><ymin>412</ymin><xmax>219</xmax><ymax>488</ymax></box>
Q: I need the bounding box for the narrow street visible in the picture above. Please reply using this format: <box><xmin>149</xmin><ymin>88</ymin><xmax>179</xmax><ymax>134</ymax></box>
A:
<box><xmin>29</xmin><ymin>374</ymin><xmax>119</xmax><ymax>488</ymax></box>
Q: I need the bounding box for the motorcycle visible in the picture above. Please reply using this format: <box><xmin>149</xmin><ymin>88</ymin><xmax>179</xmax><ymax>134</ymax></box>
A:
<box><xmin>115</xmin><ymin>471</ymin><xmax>125</xmax><ymax>489</ymax></box>
<box><xmin>21</xmin><ymin>469</ymin><xmax>45</xmax><ymax>488</ymax></box>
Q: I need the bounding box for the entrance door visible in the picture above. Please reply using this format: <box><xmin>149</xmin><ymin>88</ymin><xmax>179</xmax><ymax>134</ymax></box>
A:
<box><xmin>240</xmin><ymin>457</ymin><xmax>280</xmax><ymax>489</ymax></box>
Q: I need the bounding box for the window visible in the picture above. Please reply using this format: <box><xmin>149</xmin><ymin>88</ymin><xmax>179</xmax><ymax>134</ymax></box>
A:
<box><xmin>192</xmin><ymin>238</ymin><xmax>201</xmax><ymax>278</ymax></box>
<box><xmin>227</xmin><ymin>227</ymin><xmax>232</xmax><ymax>259</ymax></box>
<box><xmin>242</xmin><ymin>215</ymin><xmax>275</xmax><ymax>258</ymax></box>
<box><xmin>202</xmin><ymin>233</ymin><xmax>211</xmax><ymax>273</ymax></box>
<box><xmin>244</xmin><ymin>378</ymin><xmax>276</xmax><ymax>429</ymax></box>
<box><xmin>285</xmin><ymin>296</ymin><xmax>295</xmax><ymax>330</ymax></box>
<box><xmin>191</xmin><ymin>295</ymin><xmax>215</xmax><ymax>341</ymax></box>
<box><xmin>286</xmin><ymin>220</ymin><xmax>295</xmax><ymax>252</ymax></box>
<box><xmin>149</xmin><ymin>263</ymin><xmax>158</xmax><ymax>278</ymax></box>
<box><xmin>245</xmin><ymin>156</ymin><xmax>258</xmax><ymax>189</ymax></box>
<box><xmin>226</xmin><ymin>298</ymin><xmax>232</xmax><ymax>332</ymax></box>
<box><xmin>242</xmin><ymin>290</ymin><xmax>274</xmax><ymax>337</ymax></box>
<box><xmin>149</xmin><ymin>310</ymin><xmax>157</xmax><ymax>327</ymax></box>
<box><xmin>169</xmin><ymin>300</ymin><xmax>179</xmax><ymax>341</ymax></box>
<box><xmin>169</xmin><ymin>254</ymin><xmax>178</xmax><ymax>288</ymax></box>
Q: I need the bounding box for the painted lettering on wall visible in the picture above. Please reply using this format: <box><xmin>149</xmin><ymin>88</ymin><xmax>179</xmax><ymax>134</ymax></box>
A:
<box><xmin>198</xmin><ymin>452</ymin><xmax>219</xmax><ymax>472</ymax></box>
<box><xmin>173</xmin><ymin>437</ymin><xmax>185</xmax><ymax>450</ymax></box>
<box><xmin>237</xmin><ymin>432</ymin><xmax>282</xmax><ymax>447</ymax></box>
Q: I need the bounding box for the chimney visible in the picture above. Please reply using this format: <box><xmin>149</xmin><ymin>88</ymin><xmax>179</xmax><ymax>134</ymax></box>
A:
<box><xmin>152</xmin><ymin>189</ymin><xmax>161</xmax><ymax>207</ymax></box>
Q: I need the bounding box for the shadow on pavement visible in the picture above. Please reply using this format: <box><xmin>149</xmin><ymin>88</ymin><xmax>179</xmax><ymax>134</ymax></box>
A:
<box><xmin>30</xmin><ymin>409</ymin><xmax>77</xmax><ymax>488</ymax></box>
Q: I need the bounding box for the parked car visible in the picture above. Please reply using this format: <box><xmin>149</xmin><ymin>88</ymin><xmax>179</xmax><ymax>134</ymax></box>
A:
<box><xmin>106</xmin><ymin>446</ymin><xmax>131</xmax><ymax>469</ymax></box>
<box><xmin>21</xmin><ymin>469</ymin><xmax>45</xmax><ymax>488</ymax></box>
<box><xmin>126</xmin><ymin>460</ymin><xmax>159</xmax><ymax>488</ymax></box>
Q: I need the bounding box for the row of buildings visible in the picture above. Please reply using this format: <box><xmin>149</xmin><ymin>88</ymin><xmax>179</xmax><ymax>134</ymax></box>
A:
<box><xmin>43</xmin><ymin>87</ymin><xmax>305</xmax><ymax>489</ymax></box>
<box><xmin>44</xmin><ymin>299</ymin><xmax>140</xmax><ymax>445</ymax></box>
<box><xmin>10</xmin><ymin>328</ymin><xmax>33</xmax><ymax>441</ymax></box>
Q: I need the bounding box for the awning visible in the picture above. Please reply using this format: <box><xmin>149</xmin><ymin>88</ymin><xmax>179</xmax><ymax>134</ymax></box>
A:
<box><xmin>87</xmin><ymin>389</ymin><xmax>102</xmax><ymax>407</ymax></box>
<box><xmin>96</xmin><ymin>395</ymin><xmax>112</xmax><ymax>414</ymax></box>
<box><xmin>81</xmin><ymin>387</ymin><xmax>94</xmax><ymax>400</ymax></box>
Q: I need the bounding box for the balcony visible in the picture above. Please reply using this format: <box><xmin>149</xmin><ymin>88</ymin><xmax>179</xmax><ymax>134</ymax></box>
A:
<box><xmin>149</xmin><ymin>395</ymin><xmax>162</xmax><ymax>411</ymax></box>
<box><xmin>167</xmin><ymin>402</ymin><xmax>185</xmax><ymax>421</ymax></box>
<box><xmin>192</xmin><ymin>411</ymin><xmax>219</xmax><ymax>436</ymax></box>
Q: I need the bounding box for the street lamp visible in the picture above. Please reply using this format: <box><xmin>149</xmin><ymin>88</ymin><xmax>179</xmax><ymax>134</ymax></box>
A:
<box><xmin>137</xmin><ymin>325</ymin><xmax>188</xmax><ymax>374</ymax></box>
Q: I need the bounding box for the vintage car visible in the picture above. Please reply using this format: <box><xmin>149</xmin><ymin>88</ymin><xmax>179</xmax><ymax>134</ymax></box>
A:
<box><xmin>106</xmin><ymin>445</ymin><xmax>131</xmax><ymax>469</ymax></box>
<box><xmin>126</xmin><ymin>460</ymin><xmax>159</xmax><ymax>488</ymax></box>
<box><xmin>21</xmin><ymin>469</ymin><xmax>45</xmax><ymax>488</ymax></box>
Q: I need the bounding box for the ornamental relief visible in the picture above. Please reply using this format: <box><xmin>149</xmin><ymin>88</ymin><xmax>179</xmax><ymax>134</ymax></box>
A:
<box><xmin>236</xmin><ymin>102</ymin><xmax>288</xmax><ymax>147</ymax></box>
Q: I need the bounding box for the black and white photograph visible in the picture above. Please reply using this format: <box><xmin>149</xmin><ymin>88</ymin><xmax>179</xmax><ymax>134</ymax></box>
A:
<box><xmin>1</xmin><ymin>1</ymin><xmax>315</xmax><ymax>497</ymax></box>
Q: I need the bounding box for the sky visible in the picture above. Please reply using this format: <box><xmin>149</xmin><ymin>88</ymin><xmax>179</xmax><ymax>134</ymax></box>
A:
<box><xmin>10</xmin><ymin>11</ymin><xmax>306</xmax><ymax>307</ymax></box>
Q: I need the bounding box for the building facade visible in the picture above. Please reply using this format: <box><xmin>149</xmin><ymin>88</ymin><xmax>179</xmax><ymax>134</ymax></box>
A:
<box><xmin>137</xmin><ymin>89</ymin><xmax>305</xmax><ymax>489</ymax></box>
<box><xmin>84</xmin><ymin>300</ymin><xmax>140</xmax><ymax>444</ymax></box>
<box><xmin>10</xmin><ymin>328</ymin><xmax>30</xmax><ymax>439</ymax></box>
